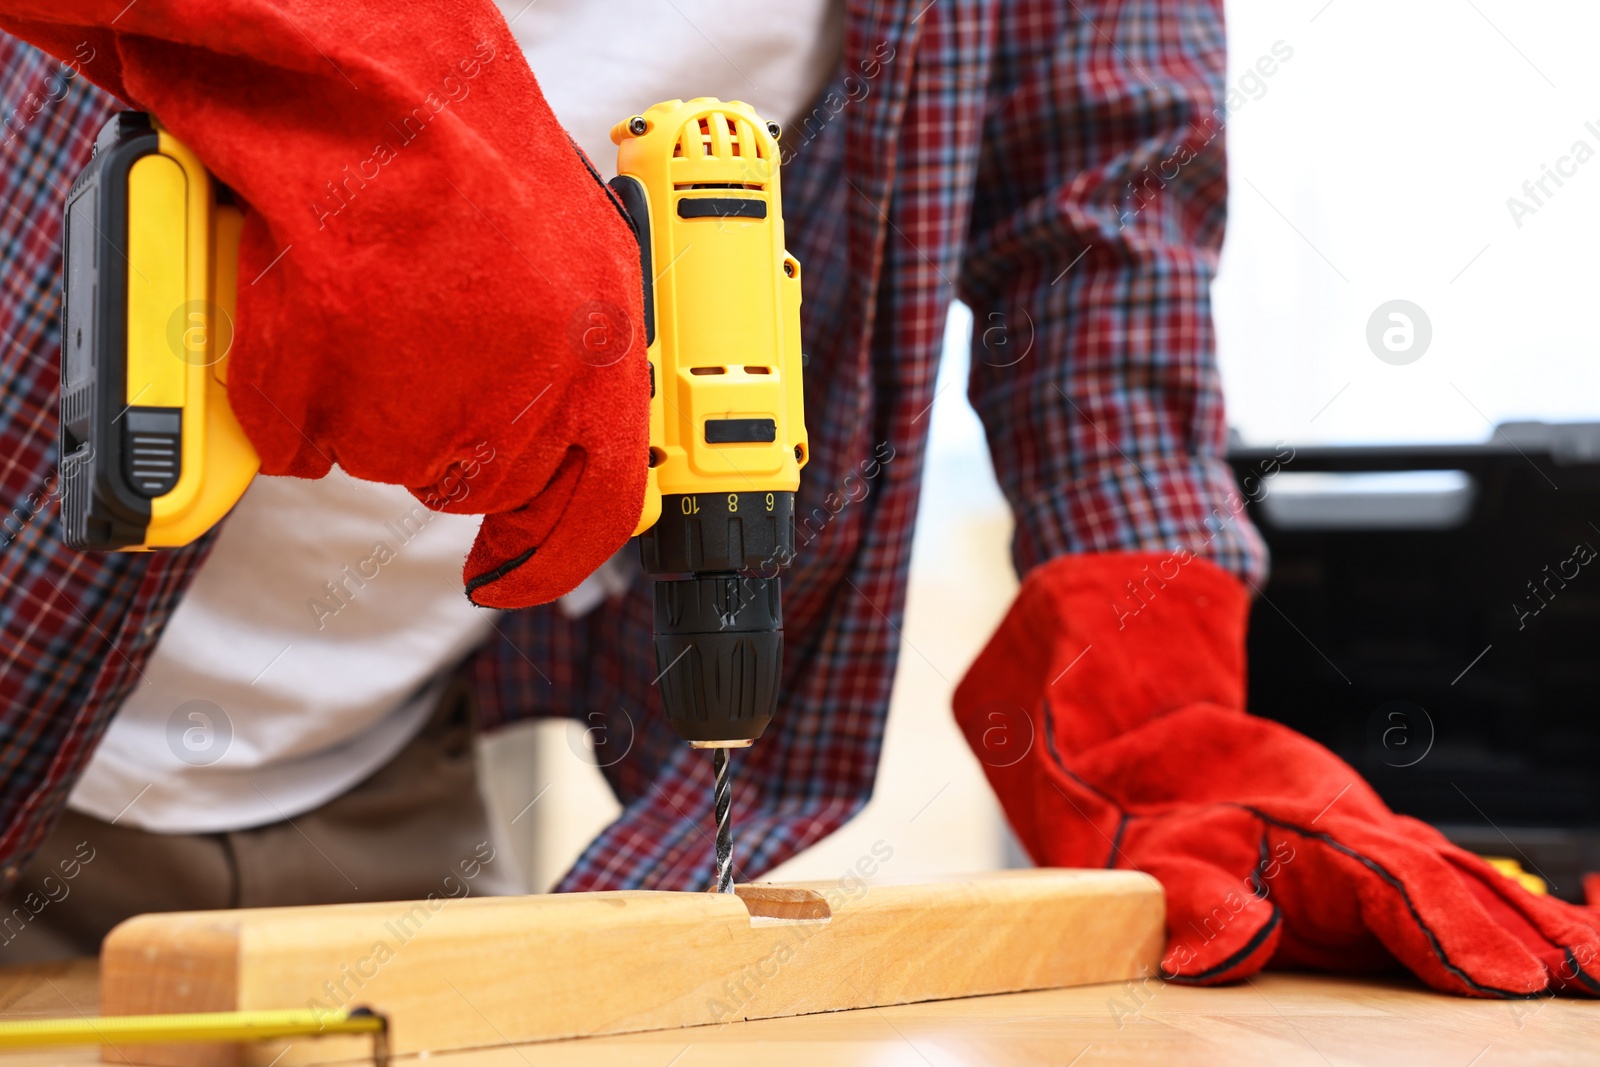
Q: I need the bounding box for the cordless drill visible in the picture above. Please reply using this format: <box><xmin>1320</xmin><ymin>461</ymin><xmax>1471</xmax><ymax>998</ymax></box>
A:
<box><xmin>58</xmin><ymin>98</ymin><xmax>807</xmax><ymax>892</ymax></box>
<box><xmin>609</xmin><ymin>100</ymin><xmax>806</xmax><ymax>891</ymax></box>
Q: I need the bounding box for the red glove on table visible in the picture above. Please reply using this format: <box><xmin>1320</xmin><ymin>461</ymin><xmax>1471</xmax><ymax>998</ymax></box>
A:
<box><xmin>954</xmin><ymin>552</ymin><xmax>1600</xmax><ymax>997</ymax></box>
<box><xmin>2</xmin><ymin>0</ymin><xmax>647</xmax><ymax>607</ymax></box>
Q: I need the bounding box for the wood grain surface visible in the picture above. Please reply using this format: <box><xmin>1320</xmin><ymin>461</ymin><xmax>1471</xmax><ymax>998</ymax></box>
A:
<box><xmin>3</xmin><ymin>955</ymin><xmax>1596</xmax><ymax>1067</ymax></box>
<box><xmin>96</xmin><ymin>870</ymin><xmax>1164</xmax><ymax>1065</ymax></box>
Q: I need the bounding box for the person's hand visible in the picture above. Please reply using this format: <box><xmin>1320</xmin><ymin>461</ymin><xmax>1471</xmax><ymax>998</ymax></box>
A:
<box><xmin>954</xmin><ymin>552</ymin><xmax>1600</xmax><ymax>996</ymax></box>
<box><xmin>3</xmin><ymin>0</ymin><xmax>648</xmax><ymax>607</ymax></box>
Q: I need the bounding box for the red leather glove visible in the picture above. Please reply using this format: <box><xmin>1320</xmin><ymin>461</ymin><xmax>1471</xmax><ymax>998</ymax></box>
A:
<box><xmin>954</xmin><ymin>552</ymin><xmax>1600</xmax><ymax>997</ymax></box>
<box><xmin>3</xmin><ymin>0</ymin><xmax>647</xmax><ymax>607</ymax></box>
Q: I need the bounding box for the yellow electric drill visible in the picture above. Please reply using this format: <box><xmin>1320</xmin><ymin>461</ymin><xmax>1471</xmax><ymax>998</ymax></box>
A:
<box><xmin>59</xmin><ymin>99</ymin><xmax>807</xmax><ymax>891</ymax></box>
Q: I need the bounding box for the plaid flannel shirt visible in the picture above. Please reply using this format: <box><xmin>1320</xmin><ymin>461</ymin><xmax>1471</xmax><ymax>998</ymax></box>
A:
<box><xmin>0</xmin><ymin>0</ymin><xmax>1265</xmax><ymax>892</ymax></box>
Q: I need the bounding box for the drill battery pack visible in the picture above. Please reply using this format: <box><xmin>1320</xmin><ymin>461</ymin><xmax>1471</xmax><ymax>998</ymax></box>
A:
<box><xmin>59</xmin><ymin>111</ymin><xmax>258</xmax><ymax>551</ymax></box>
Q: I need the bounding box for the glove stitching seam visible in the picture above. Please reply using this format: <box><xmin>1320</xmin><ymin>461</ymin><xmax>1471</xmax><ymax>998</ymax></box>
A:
<box><xmin>1164</xmin><ymin>907</ymin><xmax>1282</xmax><ymax>984</ymax></box>
<box><xmin>567</xmin><ymin>132</ymin><xmax>635</xmax><ymax>234</ymax></box>
<box><xmin>1041</xmin><ymin>697</ymin><xmax>1133</xmax><ymax>870</ymax></box>
<box><xmin>464</xmin><ymin>544</ymin><xmax>537</xmax><ymax>596</ymax></box>
<box><xmin>1034</xmin><ymin>690</ymin><xmax>1584</xmax><ymax>996</ymax></box>
<box><xmin>1562</xmin><ymin>948</ymin><xmax>1600</xmax><ymax>994</ymax></box>
<box><xmin>1241</xmin><ymin>806</ymin><xmax>1545</xmax><ymax>1000</ymax></box>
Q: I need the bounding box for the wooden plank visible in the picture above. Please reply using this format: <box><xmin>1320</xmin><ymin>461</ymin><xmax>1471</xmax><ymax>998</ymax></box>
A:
<box><xmin>97</xmin><ymin>870</ymin><xmax>1163</xmax><ymax>1066</ymax></box>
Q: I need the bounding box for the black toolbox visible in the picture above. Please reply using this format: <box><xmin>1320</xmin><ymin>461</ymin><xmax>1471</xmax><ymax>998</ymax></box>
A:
<box><xmin>1228</xmin><ymin>421</ymin><xmax>1600</xmax><ymax>902</ymax></box>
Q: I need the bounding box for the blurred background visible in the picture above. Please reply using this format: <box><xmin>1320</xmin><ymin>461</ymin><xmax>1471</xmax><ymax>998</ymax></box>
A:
<box><xmin>482</xmin><ymin>0</ymin><xmax>1600</xmax><ymax>893</ymax></box>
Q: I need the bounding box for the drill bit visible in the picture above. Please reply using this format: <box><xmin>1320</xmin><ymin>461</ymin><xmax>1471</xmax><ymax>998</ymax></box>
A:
<box><xmin>712</xmin><ymin>747</ymin><xmax>735</xmax><ymax>893</ymax></box>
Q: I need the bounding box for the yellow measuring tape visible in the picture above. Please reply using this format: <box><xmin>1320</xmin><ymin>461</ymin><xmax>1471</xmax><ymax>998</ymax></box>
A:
<box><xmin>0</xmin><ymin>1007</ymin><xmax>388</xmax><ymax>1065</ymax></box>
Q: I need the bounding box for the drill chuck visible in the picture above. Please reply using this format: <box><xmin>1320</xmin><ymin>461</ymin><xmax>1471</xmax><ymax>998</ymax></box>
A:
<box><xmin>652</xmin><ymin>573</ymin><xmax>782</xmax><ymax>746</ymax></box>
<box><xmin>643</xmin><ymin>492</ymin><xmax>795</xmax><ymax>747</ymax></box>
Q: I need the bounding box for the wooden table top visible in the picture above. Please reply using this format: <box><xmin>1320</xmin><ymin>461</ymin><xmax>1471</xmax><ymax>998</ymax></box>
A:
<box><xmin>1</xmin><ymin>959</ymin><xmax>1595</xmax><ymax>1067</ymax></box>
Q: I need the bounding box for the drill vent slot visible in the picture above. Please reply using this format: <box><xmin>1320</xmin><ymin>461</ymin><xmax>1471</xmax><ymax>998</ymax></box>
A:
<box><xmin>677</xmin><ymin>112</ymin><xmax>767</xmax><ymax>163</ymax></box>
<box><xmin>690</xmin><ymin>366</ymin><xmax>727</xmax><ymax>375</ymax></box>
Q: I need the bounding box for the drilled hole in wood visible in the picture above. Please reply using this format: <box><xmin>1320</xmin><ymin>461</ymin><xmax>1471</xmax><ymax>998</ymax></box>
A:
<box><xmin>733</xmin><ymin>885</ymin><xmax>832</xmax><ymax>922</ymax></box>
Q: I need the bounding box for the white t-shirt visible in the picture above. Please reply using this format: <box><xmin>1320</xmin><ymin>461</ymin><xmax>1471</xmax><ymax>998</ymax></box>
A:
<box><xmin>501</xmin><ymin>0</ymin><xmax>844</xmax><ymax>175</ymax></box>
<box><xmin>68</xmin><ymin>474</ymin><xmax>499</xmax><ymax>832</ymax></box>
<box><xmin>69</xmin><ymin>0</ymin><xmax>844</xmax><ymax>833</ymax></box>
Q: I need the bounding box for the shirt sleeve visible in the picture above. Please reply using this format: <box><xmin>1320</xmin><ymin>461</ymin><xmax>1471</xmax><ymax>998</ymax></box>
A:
<box><xmin>0</xmin><ymin>35</ymin><xmax>219</xmax><ymax>889</ymax></box>
<box><xmin>959</xmin><ymin>0</ymin><xmax>1267</xmax><ymax>585</ymax></box>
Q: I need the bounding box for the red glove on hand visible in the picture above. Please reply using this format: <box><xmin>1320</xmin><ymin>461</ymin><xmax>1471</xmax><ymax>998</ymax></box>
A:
<box><xmin>954</xmin><ymin>552</ymin><xmax>1600</xmax><ymax>997</ymax></box>
<box><xmin>4</xmin><ymin>0</ymin><xmax>647</xmax><ymax>607</ymax></box>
